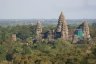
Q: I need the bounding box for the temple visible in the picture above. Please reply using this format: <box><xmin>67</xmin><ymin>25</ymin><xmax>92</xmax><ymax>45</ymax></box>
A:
<box><xmin>35</xmin><ymin>12</ymin><xmax>69</xmax><ymax>42</ymax></box>
<box><xmin>35</xmin><ymin>12</ymin><xmax>91</xmax><ymax>43</ymax></box>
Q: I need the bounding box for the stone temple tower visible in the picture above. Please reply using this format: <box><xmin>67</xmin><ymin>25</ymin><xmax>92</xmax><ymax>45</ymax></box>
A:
<box><xmin>56</xmin><ymin>12</ymin><xmax>68</xmax><ymax>40</ymax></box>
<box><xmin>36</xmin><ymin>21</ymin><xmax>42</xmax><ymax>40</ymax></box>
<box><xmin>83</xmin><ymin>21</ymin><xmax>90</xmax><ymax>40</ymax></box>
<box><xmin>61</xmin><ymin>20</ymin><xmax>68</xmax><ymax>40</ymax></box>
<box><xmin>12</xmin><ymin>34</ymin><xmax>16</xmax><ymax>41</ymax></box>
<box><xmin>56</xmin><ymin>12</ymin><xmax>64</xmax><ymax>32</ymax></box>
<box><xmin>72</xmin><ymin>20</ymin><xmax>91</xmax><ymax>43</ymax></box>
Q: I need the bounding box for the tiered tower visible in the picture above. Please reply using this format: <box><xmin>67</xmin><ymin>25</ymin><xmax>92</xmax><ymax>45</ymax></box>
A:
<box><xmin>61</xmin><ymin>21</ymin><xmax>68</xmax><ymax>40</ymax></box>
<box><xmin>56</xmin><ymin>12</ymin><xmax>64</xmax><ymax>32</ymax></box>
<box><xmin>83</xmin><ymin>21</ymin><xmax>90</xmax><ymax>40</ymax></box>
<box><xmin>36</xmin><ymin>21</ymin><xmax>42</xmax><ymax>40</ymax></box>
<box><xmin>72</xmin><ymin>20</ymin><xmax>91</xmax><ymax>43</ymax></box>
<box><xmin>56</xmin><ymin>12</ymin><xmax>68</xmax><ymax>40</ymax></box>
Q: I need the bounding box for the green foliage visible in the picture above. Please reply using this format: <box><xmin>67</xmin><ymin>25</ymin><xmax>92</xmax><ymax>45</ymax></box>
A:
<box><xmin>0</xmin><ymin>45</ymin><xmax>7</xmax><ymax>62</ymax></box>
<box><xmin>0</xmin><ymin>24</ymin><xmax>96</xmax><ymax>64</ymax></box>
<box><xmin>22</xmin><ymin>45</ymin><xmax>32</xmax><ymax>55</ymax></box>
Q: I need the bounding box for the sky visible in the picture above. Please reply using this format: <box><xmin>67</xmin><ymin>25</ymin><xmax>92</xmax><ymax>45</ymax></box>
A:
<box><xmin>0</xmin><ymin>0</ymin><xmax>96</xmax><ymax>19</ymax></box>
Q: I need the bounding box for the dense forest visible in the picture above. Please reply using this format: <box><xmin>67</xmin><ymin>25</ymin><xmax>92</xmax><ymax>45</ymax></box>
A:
<box><xmin>0</xmin><ymin>23</ymin><xmax>96</xmax><ymax>64</ymax></box>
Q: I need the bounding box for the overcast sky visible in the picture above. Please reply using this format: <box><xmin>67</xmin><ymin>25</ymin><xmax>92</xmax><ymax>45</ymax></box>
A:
<box><xmin>0</xmin><ymin>0</ymin><xmax>96</xmax><ymax>19</ymax></box>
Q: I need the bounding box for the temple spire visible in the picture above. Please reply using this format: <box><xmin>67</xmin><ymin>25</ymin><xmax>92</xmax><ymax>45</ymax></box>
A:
<box><xmin>61</xmin><ymin>17</ymin><xmax>68</xmax><ymax>40</ymax></box>
<box><xmin>36</xmin><ymin>21</ymin><xmax>42</xmax><ymax>40</ymax></box>
<box><xmin>72</xmin><ymin>20</ymin><xmax>91</xmax><ymax>43</ymax></box>
<box><xmin>83</xmin><ymin>20</ymin><xmax>90</xmax><ymax>39</ymax></box>
<box><xmin>56</xmin><ymin>12</ymin><xmax>65</xmax><ymax>32</ymax></box>
<box><xmin>59</xmin><ymin>11</ymin><xmax>65</xmax><ymax>21</ymax></box>
<box><xmin>56</xmin><ymin>11</ymin><xmax>68</xmax><ymax>40</ymax></box>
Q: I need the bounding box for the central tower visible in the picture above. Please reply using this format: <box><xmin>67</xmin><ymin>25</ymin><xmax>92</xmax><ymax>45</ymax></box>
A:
<box><xmin>56</xmin><ymin>12</ymin><xmax>68</xmax><ymax>40</ymax></box>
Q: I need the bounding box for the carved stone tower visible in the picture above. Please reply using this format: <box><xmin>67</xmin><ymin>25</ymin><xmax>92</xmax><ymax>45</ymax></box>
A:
<box><xmin>12</xmin><ymin>34</ymin><xmax>16</xmax><ymax>41</ymax></box>
<box><xmin>56</xmin><ymin>12</ymin><xmax>68</xmax><ymax>40</ymax></box>
<box><xmin>56</xmin><ymin>12</ymin><xmax>64</xmax><ymax>32</ymax></box>
<box><xmin>83</xmin><ymin>21</ymin><xmax>90</xmax><ymax>40</ymax></box>
<box><xmin>61</xmin><ymin>20</ymin><xmax>68</xmax><ymax>40</ymax></box>
<box><xmin>36</xmin><ymin>21</ymin><xmax>42</xmax><ymax>40</ymax></box>
<box><xmin>72</xmin><ymin>20</ymin><xmax>91</xmax><ymax>43</ymax></box>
